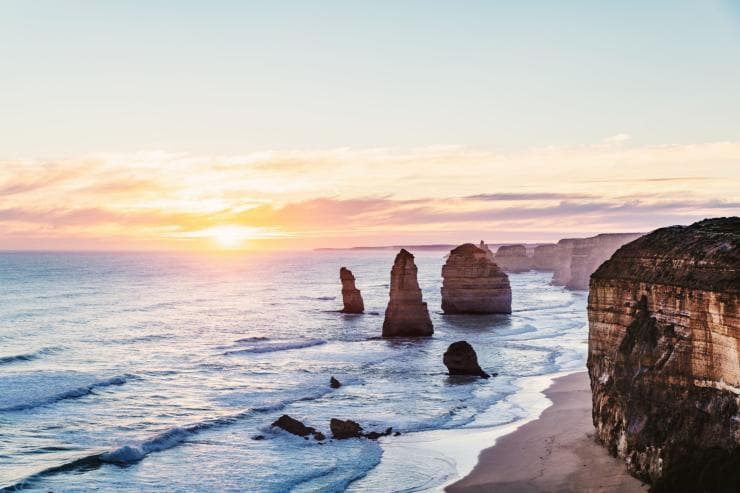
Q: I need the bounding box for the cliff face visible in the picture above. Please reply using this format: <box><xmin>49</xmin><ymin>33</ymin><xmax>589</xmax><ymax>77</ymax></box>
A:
<box><xmin>494</xmin><ymin>244</ymin><xmax>533</xmax><ymax>273</ymax></box>
<box><xmin>339</xmin><ymin>267</ymin><xmax>364</xmax><ymax>314</ymax></box>
<box><xmin>441</xmin><ymin>243</ymin><xmax>511</xmax><ymax>314</ymax></box>
<box><xmin>382</xmin><ymin>249</ymin><xmax>433</xmax><ymax>337</ymax></box>
<box><xmin>552</xmin><ymin>234</ymin><xmax>643</xmax><ymax>289</ymax></box>
<box><xmin>587</xmin><ymin>218</ymin><xmax>740</xmax><ymax>491</ymax></box>
<box><xmin>533</xmin><ymin>243</ymin><xmax>558</xmax><ymax>271</ymax></box>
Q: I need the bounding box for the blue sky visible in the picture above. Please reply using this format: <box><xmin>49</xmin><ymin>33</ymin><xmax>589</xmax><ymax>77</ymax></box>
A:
<box><xmin>1</xmin><ymin>0</ymin><xmax>739</xmax><ymax>156</ymax></box>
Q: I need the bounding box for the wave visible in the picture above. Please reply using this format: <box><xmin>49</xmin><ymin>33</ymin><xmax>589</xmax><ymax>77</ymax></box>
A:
<box><xmin>223</xmin><ymin>339</ymin><xmax>327</xmax><ymax>355</ymax></box>
<box><xmin>0</xmin><ymin>374</ymin><xmax>132</xmax><ymax>412</ymax></box>
<box><xmin>0</xmin><ymin>347</ymin><xmax>61</xmax><ymax>366</ymax></box>
<box><xmin>232</xmin><ymin>336</ymin><xmax>270</xmax><ymax>343</ymax></box>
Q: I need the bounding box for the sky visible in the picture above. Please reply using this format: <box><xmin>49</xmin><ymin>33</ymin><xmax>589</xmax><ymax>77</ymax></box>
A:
<box><xmin>1</xmin><ymin>0</ymin><xmax>739</xmax><ymax>250</ymax></box>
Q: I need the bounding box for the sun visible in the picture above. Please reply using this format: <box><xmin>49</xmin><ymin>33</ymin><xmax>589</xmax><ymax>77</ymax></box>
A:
<box><xmin>206</xmin><ymin>226</ymin><xmax>252</xmax><ymax>249</ymax></box>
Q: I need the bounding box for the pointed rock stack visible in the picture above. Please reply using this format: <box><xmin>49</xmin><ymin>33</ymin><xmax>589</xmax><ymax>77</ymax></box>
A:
<box><xmin>339</xmin><ymin>267</ymin><xmax>364</xmax><ymax>313</ymax></box>
<box><xmin>382</xmin><ymin>249</ymin><xmax>433</xmax><ymax>337</ymax></box>
<box><xmin>441</xmin><ymin>243</ymin><xmax>512</xmax><ymax>314</ymax></box>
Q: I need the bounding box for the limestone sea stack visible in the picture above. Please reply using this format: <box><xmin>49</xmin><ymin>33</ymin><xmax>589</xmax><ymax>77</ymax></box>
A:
<box><xmin>587</xmin><ymin>217</ymin><xmax>739</xmax><ymax>491</ymax></box>
<box><xmin>441</xmin><ymin>243</ymin><xmax>511</xmax><ymax>314</ymax></box>
<box><xmin>532</xmin><ymin>243</ymin><xmax>557</xmax><ymax>271</ymax></box>
<box><xmin>339</xmin><ymin>267</ymin><xmax>364</xmax><ymax>313</ymax></box>
<box><xmin>551</xmin><ymin>238</ymin><xmax>577</xmax><ymax>285</ymax></box>
<box><xmin>494</xmin><ymin>244</ymin><xmax>532</xmax><ymax>273</ymax></box>
<box><xmin>382</xmin><ymin>249</ymin><xmax>433</xmax><ymax>337</ymax></box>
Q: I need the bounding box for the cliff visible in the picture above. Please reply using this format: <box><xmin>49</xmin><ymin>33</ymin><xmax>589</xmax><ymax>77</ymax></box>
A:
<box><xmin>552</xmin><ymin>234</ymin><xmax>643</xmax><ymax>289</ymax></box>
<box><xmin>382</xmin><ymin>249</ymin><xmax>434</xmax><ymax>337</ymax></box>
<box><xmin>441</xmin><ymin>243</ymin><xmax>511</xmax><ymax>314</ymax></box>
<box><xmin>532</xmin><ymin>243</ymin><xmax>558</xmax><ymax>271</ymax></box>
<box><xmin>587</xmin><ymin>217</ymin><xmax>740</xmax><ymax>491</ymax></box>
<box><xmin>339</xmin><ymin>267</ymin><xmax>364</xmax><ymax>314</ymax></box>
<box><xmin>494</xmin><ymin>244</ymin><xmax>533</xmax><ymax>273</ymax></box>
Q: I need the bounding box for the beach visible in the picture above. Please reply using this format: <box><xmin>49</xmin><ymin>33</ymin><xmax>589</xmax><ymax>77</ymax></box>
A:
<box><xmin>447</xmin><ymin>371</ymin><xmax>648</xmax><ymax>493</ymax></box>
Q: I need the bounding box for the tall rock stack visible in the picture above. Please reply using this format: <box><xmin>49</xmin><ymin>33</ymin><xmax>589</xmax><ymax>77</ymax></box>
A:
<box><xmin>532</xmin><ymin>243</ymin><xmax>557</xmax><ymax>271</ymax></box>
<box><xmin>382</xmin><ymin>249</ymin><xmax>433</xmax><ymax>337</ymax></box>
<box><xmin>441</xmin><ymin>243</ymin><xmax>511</xmax><ymax>314</ymax></box>
<box><xmin>339</xmin><ymin>267</ymin><xmax>364</xmax><ymax>314</ymax></box>
<box><xmin>494</xmin><ymin>244</ymin><xmax>532</xmax><ymax>272</ymax></box>
<box><xmin>551</xmin><ymin>238</ymin><xmax>577</xmax><ymax>285</ymax></box>
<box><xmin>587</xmin><ymin>218</ymin><xmax>740</xmax><ymax>490</ymax></box>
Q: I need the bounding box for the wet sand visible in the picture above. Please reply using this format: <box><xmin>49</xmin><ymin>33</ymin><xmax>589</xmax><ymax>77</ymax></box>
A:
<box><xmin>446</xmin><ymin>371</ymin><xmax>648</xmax><ymax>493</ymax></box>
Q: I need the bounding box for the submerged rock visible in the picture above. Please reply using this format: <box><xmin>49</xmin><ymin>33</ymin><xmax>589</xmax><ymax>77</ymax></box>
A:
<box><xmin>382</xmin><ymin>249</ymin><xmax>433</xmax><ymax>337</ymax></box>
<box><xmin>330</xmin><ymin>418</ymin><xmax>363</xmax><ymax>439</ymax></box>
<box><xmin>329</xmin><ymin>376</ymin><xmax>341</xmax><ymax>389</ymax></box>
<box><xmin>271</xmin><ymin>414</ymin><xmax>324</xmax><ymax>441</ymax></box>
<box><xmin>441</xmin><ymin>243</ymin><xmax>511</xmax><ymax>314</ymax></box>
<box><xmin>443</xmin><ymin>340</ymin><xmax>490</xmax><ymax>378</ymax></box>
<box><xmin>587</xmin><ymin>217</ymin><xmax>740</xmax><ymax>490</ymax></box>
<box><xmin>494</xmin><ymin>244</ymin><xmax>532</xmax><ymax>272</ymax></box>
<box><xmin>339</xmin><ymin>267</ymin><xmax>364</xmax><ymax>314</ymax></box>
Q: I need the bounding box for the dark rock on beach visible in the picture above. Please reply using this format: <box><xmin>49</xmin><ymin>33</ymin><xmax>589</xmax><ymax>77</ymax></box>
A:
<box><xmin>330</xmin><ymin>376</ymin><xmax>342</xmax><ymax>389</ymax></box>
<box><xmin>330</xmin><ymin>418</ymin><xmax>363</xmax><ymax>439</ymax></box>
<box><xmin>443</xmin><ymin>341</ymin><xmax>490</xmax><ymax>378</ymax></box>
<box><xmin>271</xmin><ymin>414</ymin><xmax>324</xmax><ymax>441</ymax></box>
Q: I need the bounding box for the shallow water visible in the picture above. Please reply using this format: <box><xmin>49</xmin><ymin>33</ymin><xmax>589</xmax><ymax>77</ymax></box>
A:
<box><xmin>0</xmin><ymin>250</ymin><xmax>588</xmax><ymax>492</ymax></box>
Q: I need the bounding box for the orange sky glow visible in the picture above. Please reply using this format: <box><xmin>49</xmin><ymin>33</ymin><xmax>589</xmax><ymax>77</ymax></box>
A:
<box><xmin>1</xmin><ymin>138</ymin><xmax>739</xmax><ymax>251</ymax></box>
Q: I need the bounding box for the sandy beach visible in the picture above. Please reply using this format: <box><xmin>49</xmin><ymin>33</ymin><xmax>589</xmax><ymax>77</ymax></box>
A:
<box><xmin>446</xmin><ymin>371</ymin><xmax>648</xmax><ymax>493</ymax></box>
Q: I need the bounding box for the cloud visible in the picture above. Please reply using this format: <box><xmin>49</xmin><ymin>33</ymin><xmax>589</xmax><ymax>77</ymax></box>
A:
<box><xmin>603</xmin><ymin>133</ymin><xmax>631</xmax><ymax>144</ymax></box>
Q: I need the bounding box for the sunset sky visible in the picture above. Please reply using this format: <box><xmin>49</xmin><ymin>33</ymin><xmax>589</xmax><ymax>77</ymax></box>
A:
<box><xmin>1</xmin><ymin>1</ymin><xmax>739</xmax><ymax>250</ymax></box>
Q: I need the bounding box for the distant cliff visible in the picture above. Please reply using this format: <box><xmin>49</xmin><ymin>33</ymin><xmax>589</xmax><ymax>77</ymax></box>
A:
<box><xmin>587</xmin><ymin>217</ymin><xmax>739</xmax><ymax>491</ymax></box>
<box><xmin>553</xmin><ymin>233</ymin><xmax>643</xmax><ymax>289</ymax></box>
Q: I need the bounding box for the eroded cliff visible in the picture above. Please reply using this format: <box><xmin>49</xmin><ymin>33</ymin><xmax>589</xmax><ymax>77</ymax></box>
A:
<box><xmin>441</xmin><ymin>243</ymin><xmax>511</xmax><ymax>314</ymax></box>
<box><xmin>587</xmin><ymin>217</ymin><xmax>740</xmax><ymax>491</ymax></box>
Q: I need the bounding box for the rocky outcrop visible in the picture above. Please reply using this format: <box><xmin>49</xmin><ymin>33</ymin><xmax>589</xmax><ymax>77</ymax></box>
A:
<box><xmin>441</xmin><ymin>243</ymin><xmax>512</xmax><ymax>314</ymax></box>
<box><xmin>272</xmin><ymin>415</ymin><xmax>325</xmax><ymax>441</ymax></box>
<box><xmin>494</xmin><ymin>244</ymin><xmax>533</xmax><ymax>272</ymax></box>
<box><xmin>330</xmin><ymin>376</ymin><xmax>341</xmax><ymax>389</ymax></box>
<box><xmin>443</xmin><ymin>341</ymin><xmax>490</xmax><ymax>378</ymax></box>
<box><xmin>330</xmin><ymin>419</ymin><xmax>393</xmax><ymax>440</ymax></box>
<box><xmin>532</xmin><ymin>243</ymin><xmax>558</xmax><ymax>271</ymax></box>
<box><xmin>587</xmin><ymin>217</ymin><xmax>740</xmax><ymax>491</ymax></box>
<box><xmin>382</xmin><ymin>249</ymin><xmax>433</xmax><ymax>337</ymax></box>
<box><xmin>340</xmin><ymin>267</ymin><xmax>364</xmax><ymax>313</ymax></box>
<box><xmin>479</xmin><ymin>240</ymin><xmax>495</xmax><ymax>260</ymax></box>
<box><xmin>552</xmin><ymin>234</ymin><xmax>643</xmax><ymax>289</ymax></box>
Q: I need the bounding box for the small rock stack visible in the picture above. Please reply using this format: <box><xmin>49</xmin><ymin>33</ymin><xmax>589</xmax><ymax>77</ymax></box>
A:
<box><xmin>339</xmin><ymin>267</ymin><xmax>364</xmax><ymax>313</ymax></box>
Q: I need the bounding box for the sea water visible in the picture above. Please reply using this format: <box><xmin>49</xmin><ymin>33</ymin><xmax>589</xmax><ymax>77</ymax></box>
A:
<box><xmin>0</xmin><ymin>250</ymin><xmax>588</xmax><ymax>492</ymax></box>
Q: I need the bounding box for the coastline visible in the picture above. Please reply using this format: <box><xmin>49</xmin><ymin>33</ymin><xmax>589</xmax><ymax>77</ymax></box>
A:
<box><xmin>446</xmin><ymin>371</ymin><xmax>648</xmax><ymax>492</ymax></box>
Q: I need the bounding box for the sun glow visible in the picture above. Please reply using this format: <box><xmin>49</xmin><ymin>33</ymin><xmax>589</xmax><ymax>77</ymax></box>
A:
<box><xmin>204</xmin><ymin>226</ymin><xmax>255</xmax><ymax>249</ymax></box>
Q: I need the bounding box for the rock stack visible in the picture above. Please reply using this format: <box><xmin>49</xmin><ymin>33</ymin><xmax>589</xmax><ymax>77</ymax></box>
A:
<box><xmin>443</xmin><ymin>341</ymin><xmax>490</xmax><ymax>378</ymax></box>
<box><xmin>494</xmin><ymin>244</ymin><xmax>532</xmax><ymax>272</ymax></box>
<box><xmin>382</xmin><ymin>249</ymin><xmax>433</xmax><ymax>337</ymax></box>
<box><xmin>441</xmin><ymin>243</ymin><xmax>511</xmax><ymax>314</ymax></box>
<box><xmin>587</xmin><ymin>217</ymin><xmax>740</xmax><ymax>490</ymax></box>
<box><xmin>532</xmin><ymin>243</ymin><xmax>557</xmax><ymax>271</ymax></box>
<box><xmin>339</xmin><ymin>267</ymin><xmax>364</xmax><ymax>313</ymax></box>
<box><xmin>551</xmin><ymin>238</ymin><xmax>577</xmax><ymax>285</ymax></box>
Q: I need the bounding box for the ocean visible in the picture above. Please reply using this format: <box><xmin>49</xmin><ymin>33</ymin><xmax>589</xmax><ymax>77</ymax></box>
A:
<box><xmin>0</xmin><ymin>250</ymin><xmax>588</xmax><ymax>492</ymax></box>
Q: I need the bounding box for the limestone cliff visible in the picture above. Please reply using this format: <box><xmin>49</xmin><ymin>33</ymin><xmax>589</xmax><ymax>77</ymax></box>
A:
<box><xmin>552</xmin><ymin>234</ymin><xmax>643</xmax><ymax>289</ymax></box>
<box><xmin>339</xmin><ymin>267</ymin><xmax>364</xmax><ymax>313</ymax></box>
<box><xmin>587</xmin><ymin>217</ymin><xmax>740</xmax><ymax>491</ymax></box>
<box><xmin>533</xmin><ymin>243</ymin><xmax>558</xmax><ymax>271</ymax></box>
<box><xmin>382</xmin><ymin>249</ymin><xmax>433</xmax><ymax>337</ymax></box>
<box><xmin>494</xmin><ymin>244</ymin><xmax>532</xmax><ymax>273</ymax></box>
<box><xmin>441</xmin><ymin>243</ymin><xmax>511</xmax><ymax>314</ymax></box>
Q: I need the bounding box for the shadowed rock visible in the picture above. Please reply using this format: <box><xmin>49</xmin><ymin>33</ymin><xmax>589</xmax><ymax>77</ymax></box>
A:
<box><xmin>330</xmin><ymin>418</ymin><xmax>363</xmax><ymax>439</ymax></box>
<box><xmin>340</xmin><ymin>267</ymin><xmax>364</xmax><ymax>313</ymax></box>
<box><xmin>271</xmin><ymin>414</ymin><xmax>325</xmax><ymax>441</ymax></box>
<box><xmin>587</xmin><ymin>217</ymin><xmax>740</xmax><ymax>490</ymax></box>
<box><xmin>441</xmin><ymin>243</ymin><xmax>511</xmax><ymax>314</ymax></box>
<box><xmin>382</xmin><ymin>249</ymin><xmax>433</xmax><ymax>337</ymax></box>
<box><xmin>443</xmin><ymin>340</ymin><xmax>490</xmax><ymax>378</ymax></box>
<box><xmin>329</xmin><ymin>376</ymin><xmax>341</xmax><ymax>389</ymax></box>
